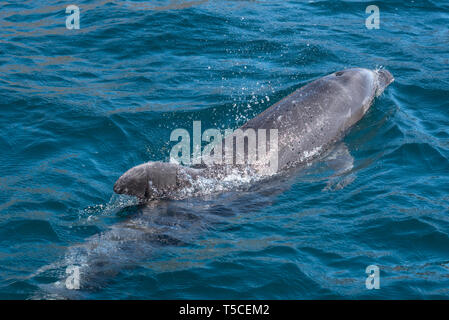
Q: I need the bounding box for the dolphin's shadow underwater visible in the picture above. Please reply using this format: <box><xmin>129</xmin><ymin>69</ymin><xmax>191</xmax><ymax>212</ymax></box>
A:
<box><xmin>33</xmin><ymin>68</ymin><xmax>393</xmax><ymax>298</ymax></box>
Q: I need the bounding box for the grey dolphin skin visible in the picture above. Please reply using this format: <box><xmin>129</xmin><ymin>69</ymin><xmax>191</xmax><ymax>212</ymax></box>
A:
<box><xmin>114</xmin><ymin>68</ymin><xmax>394</xmax><ymax>200</ymax></box>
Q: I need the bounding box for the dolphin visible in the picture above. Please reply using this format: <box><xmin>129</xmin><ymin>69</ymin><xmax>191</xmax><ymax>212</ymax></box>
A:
<box><xmin>34</xmin><ymin>68</ymin><xmax>393</xmax><ymax>297</ymax></box>
<box><xmin>114</xmin><ymin>68</ymin><xmax>394</xmax><ymax>200</ymax></box>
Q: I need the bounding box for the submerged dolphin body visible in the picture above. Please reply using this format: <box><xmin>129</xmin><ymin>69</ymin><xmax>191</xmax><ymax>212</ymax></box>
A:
<box><xmin>35</xmin><ymin>176</ymin><xmax>296</xmax><ymax>298</ymax></box>
<box><xmin>114</xmin><ymin>68</ymin><xmax>394</xmax><ymax>200</ymax></box>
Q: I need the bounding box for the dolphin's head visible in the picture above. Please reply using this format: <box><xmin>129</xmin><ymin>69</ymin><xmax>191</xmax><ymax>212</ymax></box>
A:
<box><xmin>326</xmin><ymin>68</ymin><xmax>394</xmax><ymax>128</ymax></box>
<box><xmin>114</xmin><ymin>163</ymin><xmax>150</xmax><ymax>199</ymax></box>
<box><xmin>330</xmin><ymin>67</ymin><xmax>394</xmax><ymax>98</ymax></box>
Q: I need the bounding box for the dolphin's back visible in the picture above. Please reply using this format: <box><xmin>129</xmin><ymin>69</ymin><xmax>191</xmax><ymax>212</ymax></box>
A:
<box><xmin>113</xmin><ymin>68</ymin><xmax>393</xmax><ymax>199</ymax></box>
<box><xmin>241</xmin><ymin>68</ymin><xmax>377</xmax><ymax>168</ymax></box>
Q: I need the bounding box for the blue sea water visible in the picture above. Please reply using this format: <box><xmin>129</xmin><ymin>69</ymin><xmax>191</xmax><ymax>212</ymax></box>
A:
<box><xmin>0</xmin><ymin>0</ymin><xmax>448</xmax><ymax>299</ymax></box>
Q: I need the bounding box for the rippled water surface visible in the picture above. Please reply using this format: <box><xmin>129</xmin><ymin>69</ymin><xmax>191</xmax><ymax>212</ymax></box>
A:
<box><xmin>1</xmin><ymin>0</ymin><xmax>448</xmax><ymax>299</ymax></box>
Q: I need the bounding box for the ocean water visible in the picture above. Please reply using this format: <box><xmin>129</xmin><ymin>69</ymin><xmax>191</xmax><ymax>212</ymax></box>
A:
<box><xmin>0</xmin><ymin>0</ymin><xmax>448</xmax><ymax>299</ymax></box>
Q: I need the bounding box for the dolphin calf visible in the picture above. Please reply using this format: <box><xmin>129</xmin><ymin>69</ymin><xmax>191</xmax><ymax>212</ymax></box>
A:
<box><xmin>114</xmin><ymin>68</ymin><xmax>393</xmax><ymax>200</ymax></box>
